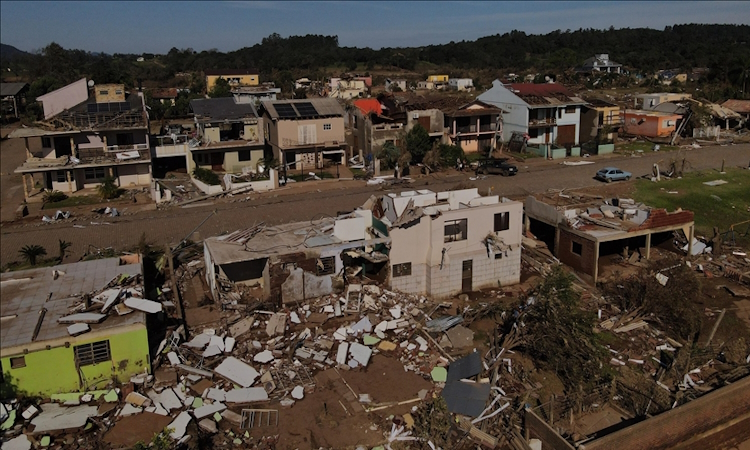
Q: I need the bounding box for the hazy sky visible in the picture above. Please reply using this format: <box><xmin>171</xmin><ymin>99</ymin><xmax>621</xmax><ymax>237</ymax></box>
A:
<box><xmin>1</xmin><ymin>1</ymin><xmax>748</xmax><ymax>54</ymax></box>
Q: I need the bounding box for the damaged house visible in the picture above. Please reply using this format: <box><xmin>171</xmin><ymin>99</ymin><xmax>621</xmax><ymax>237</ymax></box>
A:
<box><xmin>373</xmin><ymin>188</ymin><xmax>523</xmax><ymax>298</ymax></box>
<box><xmin>0</xmin><ymin>257</ymin><xmax>152</xmax><ymax>397</ymax></box>
<box><xmin>10</xmin><ymin>78</ymin><xmax>152</xmax><ymax>200</ymax></box>
<box><xmin>525</xmin><ymin>194</ymin><xmax>695</xmax><ymax>284</ymax></box>
<box><xmin>203</xmin><ymin>209</ymin><xmax>389</xmax><ymax>305</ymax></box>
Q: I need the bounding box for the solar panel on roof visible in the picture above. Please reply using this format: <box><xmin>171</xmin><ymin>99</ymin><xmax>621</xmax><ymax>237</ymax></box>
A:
<box><xmin>294</xmin><ymin>102</ymin><xmax>318</xmax><ymax>117</ymax></box>
<box><xmin>273</xmin><ymin>103</ymin><xmax>297</xmax><ymax>118</ymax></box>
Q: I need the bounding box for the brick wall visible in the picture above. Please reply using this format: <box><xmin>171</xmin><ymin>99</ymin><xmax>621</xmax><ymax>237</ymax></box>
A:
<box><xmin>558</xmin><ymin>230</ymin><xmax>596</xmax><ymax>277</ymax></box>
<box><xmin>632</xmin><ymin>209</ymin><xmax>694</xmax><ymax>232</ymax></box>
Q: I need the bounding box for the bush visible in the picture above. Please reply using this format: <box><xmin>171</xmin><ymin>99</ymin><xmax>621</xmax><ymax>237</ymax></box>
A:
<box><xmin>43</xmin><ymin>190</ymin><xmax>68</xmax><ymax>203</ymax></box>
<box><xmin>97</xmin><ymin>176</ymin><xmax>120</xmax><ymax>200</ymax></box>
<box><xmin>193</xmin><ymin>167</ymin><xmax>221</xmax><ymax>185</ymax></box>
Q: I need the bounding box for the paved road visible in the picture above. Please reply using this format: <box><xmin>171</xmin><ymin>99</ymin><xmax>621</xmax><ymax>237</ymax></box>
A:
<box><xmin>1</xmin><ymin>145</ymin><xmax>749</xmax><ymax>267</ymax></box>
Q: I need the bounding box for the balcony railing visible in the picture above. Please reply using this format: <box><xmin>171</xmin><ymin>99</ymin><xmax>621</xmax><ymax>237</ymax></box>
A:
<box><xmin>106</xmin><ymin>143</ymin><xmax>149</xmax><ymax>153</ymax></box>
<box><xmin>457</xmin><ymin>125</ymin><xmax>477</xmax><ymax>133</ymax></box>
<box><xmin>528</xmin><ymin>117</ymin><xmax>557</xmax><ymax>127</ymax></box>
<box><xmin>155</xmin><ymin>134</ymin><xmax>190</xmax><ymax>146</ymax></box>
<box><xmin>479</xmin><ymin>123</ymin><xmax>497</xmax><ymax>132</ymax></box>
<box><xmin>280</xmin><ymin>136</ymin><xmax>345</xmax><ymax>148</ymax></box>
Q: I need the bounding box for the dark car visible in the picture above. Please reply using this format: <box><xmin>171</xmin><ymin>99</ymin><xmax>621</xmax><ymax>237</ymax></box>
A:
<box><xmin>475</xmin><ymin>158</ymin><xmax>518</xmax><ymax>176</ymax></box>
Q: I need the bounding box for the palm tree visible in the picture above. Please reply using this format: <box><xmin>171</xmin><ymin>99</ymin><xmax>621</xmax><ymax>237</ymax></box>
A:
<box><xmin>58</xmin><ymin>239</ymin><xmax>71</xmax><ymax>262</ymax></box>
<box><xmin>97</xmin><ymin>176</ymin><xmax>119</xmax><ymax>200</ymax></box>
<box><xmin>19</xmin><ymin>245</ymin><xmax>47</xmax><ymax>266</ymax></box>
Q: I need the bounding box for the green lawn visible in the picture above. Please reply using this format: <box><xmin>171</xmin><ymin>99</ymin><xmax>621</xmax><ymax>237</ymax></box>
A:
<box><xmin>633</xmin><ymin>168</ymin><xmax>750</xmax><ymax>247</ymax></box>
<box><xmin>42</xmin><ymin>195</ymin><xmax>108</xmax><ymax>210</ymax></box>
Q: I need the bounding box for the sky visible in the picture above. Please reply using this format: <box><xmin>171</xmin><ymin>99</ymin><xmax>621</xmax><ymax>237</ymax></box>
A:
<box><xmin>1</xmin><ymin>1</ymin><xmax>748</xmax><ymax>55</ymax></box>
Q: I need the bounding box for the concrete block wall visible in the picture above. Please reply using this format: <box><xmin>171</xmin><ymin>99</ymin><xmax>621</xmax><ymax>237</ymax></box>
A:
<box><xmin>427</xmin><ymin>248</ymin><xmax>521</xmax><ymax>299</ymax></box>
<box><xmin>390</xmin><ymin>263</ymin><xmax>427</xmax><ymax>295</ymax></box>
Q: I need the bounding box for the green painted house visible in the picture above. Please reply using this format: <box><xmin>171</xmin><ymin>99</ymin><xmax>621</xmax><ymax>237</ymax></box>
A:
<box><xmin>1</xmin><ymin>257</ymin><xmax>152</xmax><ymax>398</ymax></box>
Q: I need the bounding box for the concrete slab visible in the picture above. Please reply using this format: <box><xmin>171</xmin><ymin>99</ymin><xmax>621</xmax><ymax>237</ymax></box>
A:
<box><xmin>123</xmin><ymin>298</ymin><xmax>162</xmax><ymax>313</ymax></box>
<box><xmin>349</xmin><ymin>342</ymin><xmax>372</xmax><ymax>367</ymax></box>
<box><xmin>192</xmin><ymin>402</ymin><xmax>226</xmax><ymax>419</ymax></box>
<box><xmin>169</xmin><ymin>411</ymin><xmax>192</xmax><ymax>439</ymax></box>
<box><xmin>30</xmin><ymin>403</ymin><xmax>97</xmax><ymax>433</ymax></box>
<box><xmin>66</xmin><ymin>323</ymin><xmax>90</xmax><ymax>336</ymax></box>
<box><xmin>57</xmin><ymin>313</ymin><xmax>106</xmax><ymax>324</ymax></box>
<box><xmin>225</xmin><ymin>387</ymin><xmax>268</xmax><ymax>403</ymax></box>
<box><xmin>214</xmin><ymin>357</ymin><xmax>260</xmax><ymax>387</ymax></box>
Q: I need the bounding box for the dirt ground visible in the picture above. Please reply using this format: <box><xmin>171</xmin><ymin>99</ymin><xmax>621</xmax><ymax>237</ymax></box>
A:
<box><xmin>102</xmin><ymin>411</ymin><xmax>173</xmax><ymax>448</ymax></box>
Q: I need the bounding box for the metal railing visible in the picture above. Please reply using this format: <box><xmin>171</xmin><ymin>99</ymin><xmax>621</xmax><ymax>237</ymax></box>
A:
<box><xmin>106</xmin><ymin>143</ymin><xmax>149</xmax><ymax>152</ymax></box>
<box><xmin>529</xmin><ymin>117</ymin><xmax>557</xmax><ymax>127</ymax></box>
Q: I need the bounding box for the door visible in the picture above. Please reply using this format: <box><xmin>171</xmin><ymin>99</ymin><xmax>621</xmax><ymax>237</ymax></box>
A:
<box><xmin>418</xmin><ymin>116</ymin><xmax>431</xmax><ymax>132</ymax></box>
<box><xmin>461</xmin><ymin>260</ymin><xmax>473</xmax><ymax>293</ymax></box>
<box><xmin>557</xmin><ymin>125</ymin><xmax>576</xmax><ymax>147</ymax></box>
<box><xmin>210</xmin><ymin>152</ymin><xmax>225</xmax><ymax>171</ymax></box>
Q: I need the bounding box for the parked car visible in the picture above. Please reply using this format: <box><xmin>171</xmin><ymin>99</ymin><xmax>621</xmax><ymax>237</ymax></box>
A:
<box><xmin>595</xmin><ymin>167</ymin><xmax>632</xmax><ymax>182</ymax></box>
<box><xmin>475</xmin><ymin>158</ymin><xmax>518</xmax><ymax>176</ymax></box>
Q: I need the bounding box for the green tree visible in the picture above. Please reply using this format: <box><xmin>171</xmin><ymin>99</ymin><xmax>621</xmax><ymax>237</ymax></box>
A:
<box><xmin>377</xmin><ymin>142</ymin><xmax>400</xmax><ymax>169</ymax></box>
<box><xmin>405</xmin><ymin>124</ymin><xmax>431</xmax><ymax>163</ymax></box>
<box><xmin>97</xmin><ymin>176</ymin><xmax>120</xmax><ymax>200</ymax></box>
<box><xmin>19</xmin><ymin>245</ymin><xmax>47</xmax><ymax>266</ymax></box>
<box><xmin>208</xmin><ymin>77</ymin><xmax>232</xmax><ymax>98</ymax></box>
<box><xmin>58</xmin><ymin>239</ymin><xmax>71</xmax><ymax>262</ymax></box>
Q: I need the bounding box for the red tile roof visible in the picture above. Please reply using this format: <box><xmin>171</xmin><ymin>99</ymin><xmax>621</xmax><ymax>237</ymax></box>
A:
<box><xmin>722</xmin><ymin>99</ymin><xmax>750</xmax><ymax>114</ymax></box>
<box><xmin>354</xmin><ymin>99</ymin><xmax>382</xmax><ymax>116</ymax></box>
<box><xmin>509</xmin><ymin>83</ymin><xmax>573</xmax><ymax>97</ymax></box>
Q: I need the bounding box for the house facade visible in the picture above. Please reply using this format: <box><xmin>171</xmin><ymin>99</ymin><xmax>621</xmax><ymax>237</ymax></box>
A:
<box><xmin>1</xmin><ymin>82</ymin><xmax>29</xmax><ymax>119</ymax></box>
<box><xmin>0</xmin><ymin>257</ymin><xmax>151</xmax><ymax>397</ymax></box>
<box><xmin>11</xmin><ymin>78</ymin><xmax>152</xmax><ymax>201</ymax></box>
<box><xmin>261</xmin><ymin>98</ymin><xmax>347</xmax><ymax>170</ymax></box>
<box><xmin>478</xmin><ymin>81</ymin><xmax>586</xmax><ymax>147</ymax></box>
<box><xmin>622</xmin><ymin>110</ymin><xmax>680</xmax><ymax>137</ymax></box>
<box><xmin>444</xmin><ymin>100</ymin><xmax>505</xmax><ymax>153</ymax></box>
<box><xmin>205</xmin><ymin>69</ymin><xmax>259</xmax><ymax>91</ymax></box>
<box><xmin>385</xmin><ymin>79</ymin><xmax>408</xmax><ymax>92</ymax></box>
<box><xmin>579</xmin><ymin>98</ymin><xmax>623</xmax><ymax>143</ymax></box>
<box><xmin>328</xmin><ymin>77</ymin><xmax>368</xmax><ymax>99</ymax></box>
<box><xmin>634</xmin><ymin>93</ymin><xmax>692</xmax><ymax>110</ymax></box>
<box><xmin>448</xmin><ymin>78</ymin><xmax>474</xmax><ymax>91</ymax></box>
<box><xmin>578</xmin><ymin>54</ymin><xmax>622</xmax><ymax>74</ymax></box>
<box><xmin>232</xmin><ymin>85</ymin><xmax>281</xmax><ymax>104</ymax></box>
<box><xmin>347</xmin><ymin>98</ymin><xmax>405</xmax><ymax>162</ymax></box>
<box><xmin>379</xmin><ymin>188</ymin><xmax>523</xmax><ymax>299</ymax></box>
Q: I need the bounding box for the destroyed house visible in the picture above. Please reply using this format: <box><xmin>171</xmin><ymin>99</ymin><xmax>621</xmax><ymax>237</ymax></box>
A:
<box><xmin>0</xmin><ymin>257</ymin><xmax>152</xmax><ymax>397</ymax></box>
<box><xmin>184</xmin><ymin>97</ymin><xmax>264</xmax><ymax>174</ymax></box>
<box><xmin>10</xmin><ymin>78</ymin><xmax>151</xmax><ymax>201</ymax></box>
<box><xmin>203</xmin><ymin>209</ymin><xmax>389</xmax><ymax>305</ymax></box>
<box><xmin>525</xmin><ymin>194</ymin><xmax>695</xmax><ymax>284</ymax></box>
<box><xmin>373</xmin><ymin>189</ymin><xmax>523</xmax><ymax>299</ymax></box>
<box><xmin>261</xmin><ymin>98</ymin><xmax>347</xmax><ymax>169</ymax></box>
<box><xmin>478</xmin><ymin>81</ymin><xmax>587</xmax><ymax>147</ymax></box>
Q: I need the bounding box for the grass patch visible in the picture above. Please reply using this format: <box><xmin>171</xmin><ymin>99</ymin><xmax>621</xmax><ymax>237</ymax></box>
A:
<box><xmin>42</xmin><ymin>195</ymin><xmax>106</xmax><ymax>210</ymax></box>
<box><xmin>633</xmin><ymin>167</ymin><xmax>750</xmax><ymax>247</ymax></box>
<box><xmin>350</xmin><ymin>168</ymin><xmax>367</xmax><ymax>178</ymax></box>
<box><xmin>617</xmin><ymin>141</ymin><xmax>679</xmax><ymax>153</ymax></box>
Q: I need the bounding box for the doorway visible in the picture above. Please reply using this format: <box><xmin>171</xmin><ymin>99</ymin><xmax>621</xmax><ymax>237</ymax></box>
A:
<box><xmin>461</xmin><ymin>259</ymin><xmax>473</xmax><ymax>292</ymax></box>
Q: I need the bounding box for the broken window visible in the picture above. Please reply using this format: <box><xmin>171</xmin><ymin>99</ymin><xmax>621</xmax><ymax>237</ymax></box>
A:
<box><xmin>84</xmin><ymin>167</ymin><xmax>106</xmax><ymax>180</ymax></box>
<box><xmin>528</xmin><ymin>128</ymin><xmax>538</xmax><ymax>138</ymax></box>
<box><xmin>444</xmin><ymin>219</ymin><xmax>468</xmax><ymax>243</ymax></box>
<box><xmin>316</xmin><ymin>256</ymin><xmax>335</xmax><ymax>276</ymax></box>
<box><xmin>74</xmin><ymin>340</ymin><xmax>111</xmax><ymax>366</ymax></box>
<box><xmin>10</xmin><ymin>356</ymin><xmax>26</xmax><ymax>369</ymax></box>
<box><xmin>494</xmin><ymin>212</ymin><xmax>510</xmax><ymax>232</ymax></box>
<box><xmin>572</xmin><ymin>241</ymin><xmax>583</xmax><ymax>256</ymax></box>
<box><xmin>393</xmin><ymin>262</ymin><xmax>412</xmax><ymax>277</ymax></box>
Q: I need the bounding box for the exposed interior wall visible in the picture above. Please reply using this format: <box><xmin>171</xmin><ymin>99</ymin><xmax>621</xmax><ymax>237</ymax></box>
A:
<box><xmin>281</xmin><ymin>267</ymin><xmax>334</xmax><ymax>304</ymax></box>
<box><xmin>0</xmin><ymin>325</ymin><xmax>150</xmax><ymax>397</ymax></box>
<box><xmin>557</xmin><ymin>229</ymin><xmax>597</xmax><ymax>280</ymax></box>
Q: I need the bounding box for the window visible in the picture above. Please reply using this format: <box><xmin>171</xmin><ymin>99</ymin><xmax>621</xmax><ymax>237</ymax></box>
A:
<box><xmin>495</xmin><ymin>253</ymin><xmax>503</xmax><ymax>259</ymax></box>
<box><xmin>558</xmin><ymin>109</ymin><xmax>562</xmax><ymax>119</ymax></box>
<box><xmin>238</xmin><ymin>150</ymin><xmax>252</xmax><ymax>161</ymax></box>
<box><xmin>323</xmin><ymin>123</ymin><xmax>332</xmax><ymax>130</ymax></box>
<box><xmin>194</xmin><ymin>153</ymin><xmax>208</xmax><ymax>165</ymax></box>
<box><xmin>316</xmin><ymin>256</ymin><xmax>335</xmax><ymax>276</ymax></box>
<box><xmin>529</xmin><ymin>128</ymin><xmax>539</xmax><ymax>138</ymax></box>
<box><xmin>494</xmin><ymin>212</ymin><xmax>510</xmax><ymax>232</ymax></box>
<box><xmin>74</xmin><ymin>340</ymin><xmax>111</xmax><ymax>366</ymax></box>
<box><xmin>115</xmin><ymin>90</ymin><xmax>123</xmax><ymax>95</ymax></box>
<box><xmin>10</xmin><ymin>356</ymin><xmax>26</xmax><ymax>369</ymax></box>
<box><xmin>56</xmin><ymin>171</ymin><xmax>67</xmax><ymax>183</ymax></box>
<box><xmin>84</xmin><ymin>167</ymin><xmax>106</xmax><ymax>180</ymax></box>
<box><xmin>393</xmin><ymin>262</ymin><xmax>412</xmax><ymax>277</ymax></box>
<box><xmin>41</xmin><ymin>137</ymin><xmax>52</xmax><ymax>148</ymax></box>
<box><xmin>444</xmin><ymin>219</ymin><xmax>468</xmax><ymax>243</ymax></box>
<box><xmin>572</xmin><ymin>241</ymin><xmax>583</xmax><ymax>256</ymax></box>
<box><xmin>99</xmin><ymin>90</ymin><xmax>109</xmax><ymax>95</ymax></box>
<box><xmin>565</xmin><ymin>106</ymin><xmax>576</xmax><ymax>114</ymax></box>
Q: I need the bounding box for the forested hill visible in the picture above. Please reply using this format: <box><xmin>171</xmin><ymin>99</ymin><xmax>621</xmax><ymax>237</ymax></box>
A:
<box><xmin>2</xmin><ymin>24</ymin><xmax>748</xmax><ymax>95</ymax></box>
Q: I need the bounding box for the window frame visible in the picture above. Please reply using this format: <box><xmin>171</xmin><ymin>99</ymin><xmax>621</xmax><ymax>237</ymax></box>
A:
<box><xmin>444</xmin><ymin>218</ymin><xmax>468</xmax><ymax>243</ymax></box>
<box><xmin>565</xmin><ymin>105</ymin><xmax>576</xmax><ymax>114</ymax></box>
<box><xmin>41</xmin><ymin>137</ymin><xmax>52</xmax><ymax>148</ymax></box>
<box><xmin>494</xmin><ymin>212</ymin><xmax>510</xmax><ymax>232</ymax></box>
<box><xmin>238</xmin><ymin>150</ymin><xmax>252</xmax><ymax>161</ymax></box>
<box><xmin>10</xmin><ymin>356</ymin><xmax>26</xmax><ymax>369</ymax></box>
<box><xmin>74</xmin><ymin>340</ymin><xmax>111</xmax><ymax>366</ymax></box>
<box><xmin>572</xmin><ymin>241</ymin><xmax>583</xmax><ymax>256</ymax></box>
<box><xmin>84</xmin><ymin>167</ymin><xmax>106</xmax><ymax>180</ymax></box>
<box><xmin>323</xmin><ymin>123</ymin><xmax>332</xmax><ymax>131</ymax></box>
<box><xmin>316</xmin><ymin>256</ymin><xmax>335</xmax><ymax>276</ymax></box>
<box><xmin>56</xmin><ymin>171</ymin><xmax>67</xmax><ymax>183</ymax></box>
<box><xmin>392</xmin><ymin>262</ymin><xmax>412</xmax><ymax>277</ymax></box>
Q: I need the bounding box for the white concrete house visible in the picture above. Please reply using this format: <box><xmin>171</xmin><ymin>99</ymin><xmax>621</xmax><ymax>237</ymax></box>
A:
<box><xmin>478</xmin><ymin>81</ymin><xmax>587</xmax><ymax>147</ymax></box>
<box><xmin>378</xmin><ymin>188</ymin><xmax>523</xmax><ymax>299</ymax></box>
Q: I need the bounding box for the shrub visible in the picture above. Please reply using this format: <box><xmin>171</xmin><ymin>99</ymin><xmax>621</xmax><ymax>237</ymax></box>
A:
<box><xmin>97</xmin><ymin>176</ymin><xmax>120</xmax><ymax>200</ymax></box>
<box><xmin>43</xmin><ymin>190</ymin><xmax>68</xmax><ymax>203</ymax></box>
<box><xmin>193</xmin><ymin>167</ymin><xmax>221</xmax><ymax>185</ymax></box>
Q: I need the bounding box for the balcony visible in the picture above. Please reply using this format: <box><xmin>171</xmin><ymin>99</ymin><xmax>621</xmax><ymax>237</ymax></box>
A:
<box><xmin>528</xmin><ymin>117</ymin><xmax>557</xmax><ymax>128</ymax></box>
<box><xmin>153</xmin><ymin>134</ymin><xmax>190</xmax><ymax>157</ymax></box>
<box><xmin>280</xmin><ymin>136</ymin><xmax>346</xmax><ymax>149</ymax></box>
<box><xmin>106</xmin><ymin>143</ymin><xmax>149</xmax><ymax>153</ymax></box>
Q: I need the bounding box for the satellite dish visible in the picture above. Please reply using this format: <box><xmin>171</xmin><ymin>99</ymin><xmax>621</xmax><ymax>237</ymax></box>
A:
<box><xmin>87</xmin><ymin>80</ymin><xmax>95</xmax><ymax>87</ymax></box>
